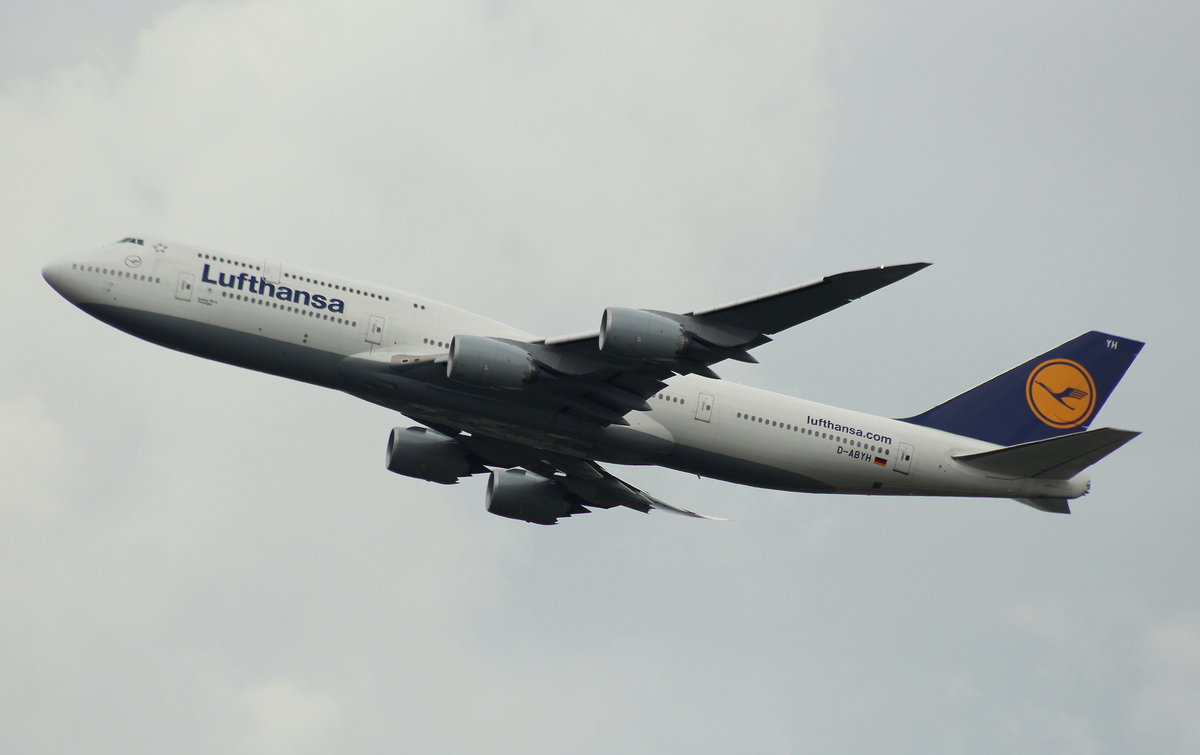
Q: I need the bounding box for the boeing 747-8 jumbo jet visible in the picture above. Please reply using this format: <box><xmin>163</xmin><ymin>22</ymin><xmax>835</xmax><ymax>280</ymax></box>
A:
<box><xmin>44</xmin><ymin>238</ymin><xmax>1143</xmax><ymax>523</ymax></box>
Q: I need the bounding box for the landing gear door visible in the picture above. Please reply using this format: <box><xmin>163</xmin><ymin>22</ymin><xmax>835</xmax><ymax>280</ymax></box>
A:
<box><xmin>366</xmin><ymin>315</ymin><xmax>385</xmax><ymax>346</ymax></box>
<box><xmin>695</xmin><ymin>392</ymin><xmax>714</xmax><ymax>422</ymax></box>
<box><xmin>175</xmin><ymin>272</ymin><xmax>194</xmax><ymax>301</ymax></box>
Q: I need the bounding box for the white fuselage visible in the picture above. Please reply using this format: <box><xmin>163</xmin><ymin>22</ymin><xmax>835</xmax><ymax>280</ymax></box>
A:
<box><xmin>43</xmin><ymin>240</ymin><xmax>1089</xmax><ymax>502</ymax></box>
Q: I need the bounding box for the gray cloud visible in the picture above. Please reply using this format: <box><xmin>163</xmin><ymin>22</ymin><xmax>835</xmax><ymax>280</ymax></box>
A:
<box><xmin>3</xmin><ymin>1</ymin><xmax>1198</xmax><ymax>752</ymax></box>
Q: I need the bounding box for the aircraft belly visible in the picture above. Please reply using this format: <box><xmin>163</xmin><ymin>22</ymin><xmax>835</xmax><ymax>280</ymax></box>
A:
<box><xmin>662</xmin><ymin>443</ymin><xmax>836</xmax><ymax>493</ymax></box>
<box><xmin>80</xmin><ymin>303</ymin><xmax>348</xmax><ymax>388</ymax></box>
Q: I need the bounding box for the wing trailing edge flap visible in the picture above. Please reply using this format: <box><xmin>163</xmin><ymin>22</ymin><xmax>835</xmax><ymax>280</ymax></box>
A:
<box><xmin>556</xmin><ymin>471</ymin><xmax>725</xmax><ymax>520</ymax></box>
<box><xmin>640</xmin><ymin>490</ymin><xmax>727</xmax><ymax>521</ymax></box>
<box><xmin>953</xmin><ymin>427</ymin><xmax>1141</xmax><ymax>480</ymax></box>
<box><xmin>461</xmin><ymin>436</ymin><xmax>724</xmax><ymax>520</ymax></box>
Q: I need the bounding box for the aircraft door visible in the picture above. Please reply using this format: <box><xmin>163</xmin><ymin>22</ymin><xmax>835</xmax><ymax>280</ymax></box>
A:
<box><xmin>894</xmin><ymin>442</ymin><xmax>915</xmax><ymax>475</ymax></box>
<box><xmin>175</xmin><ymin>272</ymin><xmax>194</xmax><ymax>301</ymax></box>
<box><xmin>263</xmin><ymin>260</ymin><xmax>282</xmax><ymax>284</ymax></box>
<box><xmin>695</xmin><ymin>392</ymin><xmax>714</xmax><ymax>422</ymax></box>
<box><xmin>366</xmin><ymin>315</ymin><xmax>385</xmax><ymax>345</ymax></box>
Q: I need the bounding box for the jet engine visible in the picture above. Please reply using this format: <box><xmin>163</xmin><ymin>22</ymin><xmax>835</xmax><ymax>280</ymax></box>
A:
<box><xmin>486</xmin><ymin>469</ymin><xmax>577</xmax><ymax>525</ymax></box>
<box><xmin>385</xmin><ymin>426</ymin><xmax>477</xmax><ymax>484</ymax></box>
<box><xmin>599</xmin><ymin>307</ymin><xmax>691</xmax><ymax>361</ymax></box>
<box><xmin>447</xmin><ymin>335</ymin><xmax>539</xmax><ymax>388</ymax></box>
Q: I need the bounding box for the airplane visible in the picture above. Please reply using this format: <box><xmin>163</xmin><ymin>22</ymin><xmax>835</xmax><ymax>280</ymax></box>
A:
<box><xmin>42</xmin><ymin>237</ymin><xmax>1144</xmax><ymax>524</ymax></box>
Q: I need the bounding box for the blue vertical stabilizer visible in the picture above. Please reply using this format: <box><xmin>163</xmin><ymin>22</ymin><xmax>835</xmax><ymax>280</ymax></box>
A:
<box><xmin>901</xmin><ymin>331</ymin><xmax>1144</xmax><ymax>445</ymax></box>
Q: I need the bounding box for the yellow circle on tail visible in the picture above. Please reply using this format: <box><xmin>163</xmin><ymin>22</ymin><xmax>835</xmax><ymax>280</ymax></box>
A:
<box><xmin>1025</xmin><ymin>359</ymin><xmax>1096</xmax><ymax>429</ymax></box>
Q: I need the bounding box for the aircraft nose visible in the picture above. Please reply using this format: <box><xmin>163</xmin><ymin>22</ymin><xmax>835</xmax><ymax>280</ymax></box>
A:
<box><xmin>42</xmin><ymin>255</ymin><xmax>93</xmax><ymax>304</ymax></box>
<box><xmin>42</xmin><ymin>259</ymin><xmax>70</xmax><ymax>296</ymax></box>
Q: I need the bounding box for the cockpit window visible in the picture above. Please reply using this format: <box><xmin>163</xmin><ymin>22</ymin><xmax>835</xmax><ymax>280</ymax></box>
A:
<box><xmin>116</xmin><ymin>237</ymin><xmax>145</xmax><ymax>245</ymax></box>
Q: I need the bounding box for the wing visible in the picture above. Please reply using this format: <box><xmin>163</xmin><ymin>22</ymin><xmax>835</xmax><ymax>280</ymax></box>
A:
<box><xmin>541</xmin><ymin>261</ymin><xmax>928</xmax><ymax>371</ymax></box>
<box><xmin>684</xmin><ymin>261</ymin><xmax>931</xmax><ymax>335</ymax></box>
<box><xmin>345</xmin><ymin>262</ymin><xmax>929</xmax><ymax>429</ymax></box>
<box><xmin>343</xmin><ymin>264</ymin><xmax>927</xmax><ymax>524</ymax></box>
<box><xmin>523</xmin><ymin>262</ymin><xmax>930</xmax><ymax>423</ymax></box>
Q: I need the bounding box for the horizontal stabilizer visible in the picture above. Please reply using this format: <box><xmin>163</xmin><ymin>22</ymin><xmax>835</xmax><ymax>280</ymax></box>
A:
<box><xmin>954</xmin><ymin>427</ymin><xmax>1140</xmax><ymax>480</ymax></box>
<box><xmin>1012</xmin><ymin>497</ymin><xmax>1072</xmax><ymax>514</ymax></box>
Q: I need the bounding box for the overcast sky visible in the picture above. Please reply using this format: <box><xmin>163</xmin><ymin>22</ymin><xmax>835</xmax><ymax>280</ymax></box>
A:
<box><xmin>3</xmin><ymin>2</ymin><xmax>1197</xmax><ymax>753</ymax></box>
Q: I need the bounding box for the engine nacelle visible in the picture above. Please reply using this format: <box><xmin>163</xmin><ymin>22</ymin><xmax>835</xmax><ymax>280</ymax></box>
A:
<box><xmin>599</xmin><ymin>307</ymin><xmax>691</xmax><ymax>361</ymax></box>
<box><xmin>447</xmin><ymin>335</ymin><xmax>538</xmax><ymax>388</ymax></box>
<box><xmin>486</xmin><ymin>469</ymin><xmax>572</xmax><ymax>525</ymax></box>
<box><xmin>385</xmin><ymin>426</ymin><xmax>474</xmax><ymax>484</ymax></box>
